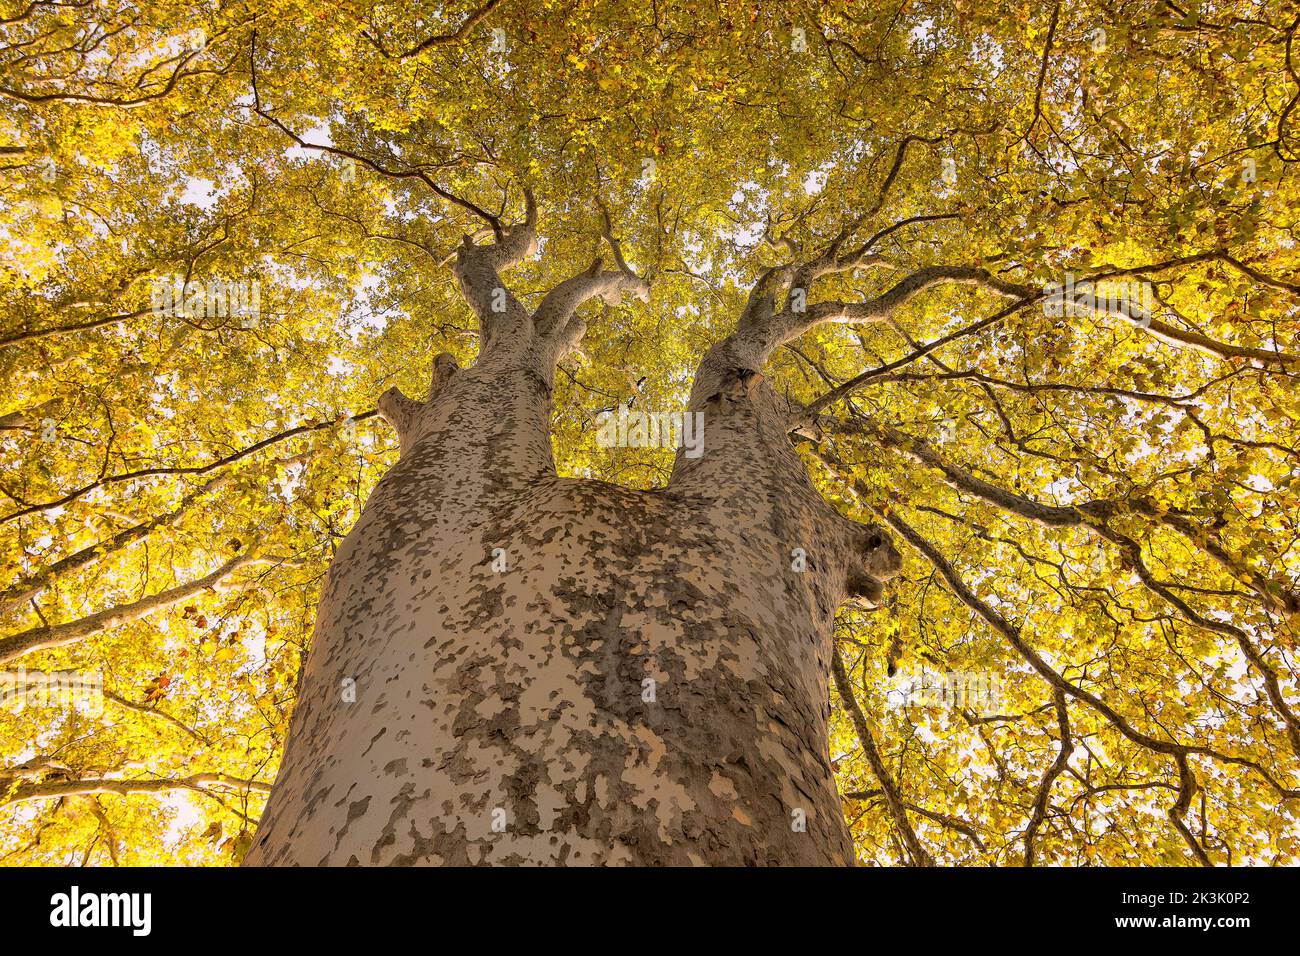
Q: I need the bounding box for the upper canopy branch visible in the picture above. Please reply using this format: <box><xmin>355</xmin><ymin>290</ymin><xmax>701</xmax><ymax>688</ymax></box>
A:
<box><xmin>249</xmin><ymin>30</ymin><xmax>502</xmax><ymax>235</ymax></box>
<box><xmin>450</xmin><ymin>188</ymin><xmax>537</xmax><ymax>344</ymax></box>
<box><xmin>818</xmin><ymin>445</ymin><xmax>1300</xmax><ymax>808</ymax></box>
<box><xmin>734</xmin><ymin>261</ymin><xmax>1034</xmax><ymax>364</ymax></box>
<box><xmin>784</xmin><ymin>252</ymin><xmax>1300</xmax><ymax>427</ymax></box>
<box><xmin>361</xmin><ymin>0</ymin><xmax>504</xmax><ymax>60</ymax></box>
<box><xmin>735</xmin><ymin>204</ymin><xmax>1300</xmax><ymax>384</ymax></box>
<box><xmin>532</xmin><ymin>259</ymin><xmax>649</xmax><ymax>340</ymax></box>
<box><xmin>0</xmin><ymin>19</ymin><xmax>250</xmax><ymax>108</ymax></box>
<box><xmin>802</xmin><ymin>265</ymin><xmax>1032</xmax><ymax>327</ymax></box>
<box><xmin>823</xmin><ymin>418</ymin><xmax>1300</xmax><ymax>759</ymax></box>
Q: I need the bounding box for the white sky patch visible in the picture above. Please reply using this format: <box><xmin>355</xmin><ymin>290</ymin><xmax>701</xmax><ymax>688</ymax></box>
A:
<box><xmin>970</xmin><ymin>33</ymin><xmax>1006</xmax><ymax>72</ymax></box>
<box><xmin>261</xmin><ymin>255</ymin><xmax>320</xmax><ymax>291</ymax></box>
<box><xmin>1043</xmin><ymin>476</ymin><xmax>1084</xmax><ymax>503</ymax></box>
<box><xmin>275</xmin><ymin>459</ymin><xmax>307</xmax><ymax>502</ymax></box>
<box><xmin>910</xmin><ymin>18</ymin><xmax>935</xmax><ymax>48</ymax></box>
<box><xmin>178</xmin><ymin>177</ymin><xmax>219</xmax><ymax>209</ymax></box>
<box><xmin>282</xmin><ymin>119</ymin><xmax>334</xmax><ymax>162</ymax></box>
<box><xmin>159</xmin><ymin>791</ymin><xmax>205</xmax><ymax>847</ymax></box>
<box><xmin>325</xmin><ymin>355</ymin><xmax>354</xmax><ymax>377</ymax></box>
<box><xmin>383</xmin><ymin>193</ymin><xmax>422</xmax><ymax>223</ymax></box>
<box><xmin>241</xmin><ymin>624</ymin><xmax>267</xmax><ymax>664</ymax></box>
<box><xmin>336</xmin><ymin>269</ymin><xmax>399</xmax><ymax>338</ymax></box>
<box><xmin>734</xmin><ymin>221</ymin><xmax>766</xmax><ymax>245</ymax></box>
<box><xmin>1245</xmin><ymin>473</ymin><xmax>1275</xmax><ymax>493</ymax></box>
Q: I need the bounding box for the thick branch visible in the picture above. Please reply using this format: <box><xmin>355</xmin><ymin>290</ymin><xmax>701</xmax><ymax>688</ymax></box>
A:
<box><xmin>451</xmin><ymin>190</ymin><xmax>537</xmax><ymax>346</ymax></box>
<box><xmin>0</xmin><ymin>308</ymin><xmax>150</xmax><ymax>350</ymax></box>
<box><xmin>460</xmin><ymin>187</ymin><xmax>537</xmax><ymax>272</ymax></box>
<box><xmin>737</xmin><ymin>262</ymin><xmax>1036</xmax><ymax>365</ymax></box>
<box><xmin>533</xmin><ymin>260</ymin><xmax>648</xmax><ymax>334</ymax></box>
<box><xmin>376</xmin><ymin>353</ymin><xmax>460</xmax><ymax>455</ymax></box>
<box><xmin>803</xmin><ymin>265</ymin><xmax>1032</xmax><ymax>327</ymax></box>
<box><xmin>0</xmin><ymin>471</ymin><xmax>233</xmax><ymax>615</ymax></box>
<box><xmin>1</xmin><ymin>772</ymin><xmax>270</xmax><ymax>806</ymax></box>
<box><xmin>532</xmin><ymin>257</ymin><xmax>650</xmax><ymax>361</ymax></box>
<box><xmin>0</xmin><ymin>551</ymin><xmax>269</xmax><ymax>666</ymax></box>
<box><xmin>1168</xmin><ymin>754</ymin><xmax>1213</xmax><ymax>866</ymax></box>
<box><xmin>1023</xmin><ymin>689</ymin><xmax>1074</xmax><ymax>865</ymax></box>
<box><xmin>1055</xmin><ymin>283</ymin><xmax>1300</xmax><ymax>365</ymax></box>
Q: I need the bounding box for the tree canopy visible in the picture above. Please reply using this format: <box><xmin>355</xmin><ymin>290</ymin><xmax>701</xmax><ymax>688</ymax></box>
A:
<box><xmin>2</xmin><ymin>0</ymin><xmax>1299</xmax><ymax>865</ymax></box>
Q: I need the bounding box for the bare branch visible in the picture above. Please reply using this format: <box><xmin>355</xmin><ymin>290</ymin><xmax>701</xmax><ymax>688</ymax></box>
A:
<box><xmin>843</xmin><ymin>790</ymin><xmax>987</xmax><ymax>851</ymax></box>
<box><xmin>0</xmin><ymin>471</ymin><xmax>234</xmax><ymax>615</ymax></box>
<box><xmin>1</xmin><ymin>412</ymin><xmax>373</xmax><ymax>524</ymax></box>
<box><xmin>1168</xmin><ymin>754</ymin><xmax>1213</xmax><ymax>866</ymax></box>
<box><xmin>249</xmin><ymin>31</ymin><xmax>502</xmax><ymax>233</ymax></box>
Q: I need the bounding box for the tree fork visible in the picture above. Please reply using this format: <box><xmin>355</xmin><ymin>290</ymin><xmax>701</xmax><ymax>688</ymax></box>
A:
<box><xmin>246</xmin><ymin>209</ymin><xmax>902</xmax><ymax>866</ymax></box>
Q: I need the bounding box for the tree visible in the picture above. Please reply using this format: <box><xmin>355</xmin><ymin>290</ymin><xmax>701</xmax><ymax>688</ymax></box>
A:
<box><xmin>2</xmin><ymin>0</ymin><xmax>1298</xmax><ymax>866</ymax></box>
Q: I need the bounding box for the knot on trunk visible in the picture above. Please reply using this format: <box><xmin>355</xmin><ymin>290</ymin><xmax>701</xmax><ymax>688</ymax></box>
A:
<box><xmin>845</xmin><ymin>523</ymin><xmax>903</xmax><ymax>603</ymax></box>
<box><xmin>707</xmin><ymin>367</ymin><xmax>765</xmax><ymax>405</ymax></box>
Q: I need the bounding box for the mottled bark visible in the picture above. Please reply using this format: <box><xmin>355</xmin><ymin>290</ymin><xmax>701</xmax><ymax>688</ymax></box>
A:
<box><xmin>246</xmin><ymin>214</ymin><xmax>901</xmax><ymax>866</ymax></box>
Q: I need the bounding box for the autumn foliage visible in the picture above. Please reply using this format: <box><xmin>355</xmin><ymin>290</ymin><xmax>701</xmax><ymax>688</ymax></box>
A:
<box><xmin>2</xmin><ymin>0</ymin><xmax>1299</xmax><ymax>865</ymax></box>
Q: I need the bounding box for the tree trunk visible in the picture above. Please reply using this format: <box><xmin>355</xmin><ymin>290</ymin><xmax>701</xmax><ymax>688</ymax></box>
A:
<box><xmin>245</xmin><ymin>215</ymin><xmax>901</xmax><ymax>866</ymax></box>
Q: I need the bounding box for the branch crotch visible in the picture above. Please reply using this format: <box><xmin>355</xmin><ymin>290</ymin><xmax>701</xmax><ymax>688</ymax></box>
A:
<box><xmin>377</xmin><ymin>352</ymin><xmax>461</xmax><ymax>456</ymax></box>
